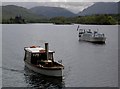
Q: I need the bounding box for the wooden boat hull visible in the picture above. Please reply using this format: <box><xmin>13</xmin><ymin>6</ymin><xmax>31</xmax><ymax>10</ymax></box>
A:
<box><xmin>24</xmin><ymin>61</ymin><xmax>63</xmax><ymax>77</ymax></box>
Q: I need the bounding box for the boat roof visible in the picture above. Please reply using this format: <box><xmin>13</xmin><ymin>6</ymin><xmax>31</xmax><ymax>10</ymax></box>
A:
<box><xmin>24</xmin><ymin>47</ymin><xmax>54</xmax><ymax>53</ymax></box>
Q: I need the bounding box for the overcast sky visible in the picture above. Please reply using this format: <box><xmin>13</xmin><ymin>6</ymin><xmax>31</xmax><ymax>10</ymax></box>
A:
<box><xmin>1</xmin><ymin>0</ymin><xmax>119</xmax><ymax>13</ymax></box>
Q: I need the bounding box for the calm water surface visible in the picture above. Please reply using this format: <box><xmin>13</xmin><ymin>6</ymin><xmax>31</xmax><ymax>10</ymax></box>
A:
<box><xmin>2</xmin><ymin>24</ymin><xmax>118</xmax><ymax>88</ymax></box>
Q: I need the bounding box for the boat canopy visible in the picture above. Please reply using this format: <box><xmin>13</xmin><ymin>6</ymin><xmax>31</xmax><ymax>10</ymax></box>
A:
<box><xmin>25</xmin><ymin>47</ymin><xmax>54</xmax><ymax>53</ymax></box>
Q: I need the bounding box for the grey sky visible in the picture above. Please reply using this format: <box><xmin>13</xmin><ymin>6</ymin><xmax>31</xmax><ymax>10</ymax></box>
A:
<box><xmin>2</xmin><ymin>0</ymin><xmax>119</xmax><ymax>13</ymax></box>
<box><xmin>2</xmin><ymin>2</ymin><xmax>95</xmax><ymax>13</ymax></box>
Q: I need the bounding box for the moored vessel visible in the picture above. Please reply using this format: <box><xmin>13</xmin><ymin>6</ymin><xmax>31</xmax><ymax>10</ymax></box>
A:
<box><xmin>24</xmin><ymin>43</ymin><xmax>64</xmax><ymax>77</ymax></box>
<box><xmin>77</xmin><ymin>26</ymin><xmax>106</xmax><ymax>43</ymax></box>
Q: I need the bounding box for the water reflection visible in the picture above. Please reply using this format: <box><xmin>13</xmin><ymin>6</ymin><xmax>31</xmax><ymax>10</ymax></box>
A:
<box><xmin>24</xmin><ymin>66</ymin><xmax>65</xmax><ymax>88</ymax></box>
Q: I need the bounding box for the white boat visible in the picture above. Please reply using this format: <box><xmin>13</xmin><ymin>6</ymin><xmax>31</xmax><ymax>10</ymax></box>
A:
<box><xmin>24</xmin><ymin>43</ymin><xmax>64</xmax><ymax>77</ymax></box>
<box><xmin>77</xmin><ymin>27</ymin><xmax>106</xmax><ymax>43</ymax></box>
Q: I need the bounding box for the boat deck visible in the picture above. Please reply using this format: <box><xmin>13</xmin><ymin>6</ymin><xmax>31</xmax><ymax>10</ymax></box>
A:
<box><xmin>36</xmin><ymin>62</ymin><xmax>64</xmax><ymax>70</ymax></box>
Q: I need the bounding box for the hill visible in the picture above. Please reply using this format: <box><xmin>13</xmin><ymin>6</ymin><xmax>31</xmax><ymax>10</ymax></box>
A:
<box><xmin>2</xmin><ymin>5</ymin><xmax>45</xmax><ymax>22</ymax></box>
<box><xmin>30</xmin><ymin>6</ymin><xmax>76</xmax><ymax>18</ymax></box>
<box><xmin>78</xmin><ymin>2</ymin><xmax>119</xmax><ymax>16</ymax></box>
<box><xmin>1</xmin><ymin>4</ymin><xmax>119</xmax><ymax>24</ymax></box>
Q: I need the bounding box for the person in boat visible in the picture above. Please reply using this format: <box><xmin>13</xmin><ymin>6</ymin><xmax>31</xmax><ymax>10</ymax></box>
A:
<box><xmin>88</xmin><ymin>29</ymin><xmax>92</xmax><ymax>33</ymax></box>
<box><xmin>77</xmin><ymin>25</ymin><xmax>79</xmax><ymax>31</ymax></box>
<box><xmin>93</xmin><ymin>31</ymin><xmax>98</xmax><ymax>37</ymax></box>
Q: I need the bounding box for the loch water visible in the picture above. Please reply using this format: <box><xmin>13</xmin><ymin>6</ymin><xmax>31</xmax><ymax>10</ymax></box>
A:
<box><xmin>2</xmin><ymin>24</ymin><xmax>118</xmax><ymax>88</ymax></box>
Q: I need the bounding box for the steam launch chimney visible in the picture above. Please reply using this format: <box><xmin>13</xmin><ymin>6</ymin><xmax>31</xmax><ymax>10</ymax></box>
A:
<box><xmin>45</xmin><ymin>43</ymin><xmax>49</xmax><ymax>60</ymax></box>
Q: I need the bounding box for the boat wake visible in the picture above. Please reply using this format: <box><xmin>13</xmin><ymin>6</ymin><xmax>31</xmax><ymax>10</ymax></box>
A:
<box><xmin>0</xmin><ymin>66</ymin><xmax>24</xmax><ymax>73</ymax></box>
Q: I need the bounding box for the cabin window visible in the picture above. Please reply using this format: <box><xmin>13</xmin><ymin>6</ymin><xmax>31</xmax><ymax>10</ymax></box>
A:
<box><xmin>24</xmin><ymin>51</ymin><xmax>31</xmax><ymax>63</ymax></box>
<box><xmin>26</xmin><ymin>51</ymin><xmax>30</xmax><ymax>59</ymax></box>
<box><xmin>40</xmin><ymin>53</ymin><xmax>46</xmax><ymax>60</ymax></box>
<box><xmin>32</xmin><ymin>53</ymin><xmax>39</xmax><ymax>60</ymax></box>
<box><xmin>49</xmin><ymin>53</ymin><xmax>53</xmax><ymax>60</ymax></box>
<box><xmin>31</xmin><ymin>53</ymin><xmax>53</xmax><ymax>61</ymax></box>
<box><xmin>31</xmin><ymin>53</ymin><xmax>39</xmax><ymax>64</ymax></box>
<box><xmin>31</xmin><ymin>53</ymin><xmax>47</xmax><ymax>60</ymax></box>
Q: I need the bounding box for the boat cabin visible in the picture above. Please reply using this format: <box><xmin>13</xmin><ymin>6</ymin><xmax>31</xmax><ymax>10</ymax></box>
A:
<box><xmin>24</xmin><ymin>43</ymin><xmax>55</xmax><ymax>66</ymax></box>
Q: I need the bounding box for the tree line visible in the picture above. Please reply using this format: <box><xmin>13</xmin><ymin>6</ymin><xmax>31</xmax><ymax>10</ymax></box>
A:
<box><xmin>2</xmin><ymin>14</ymin><xmax>120</xmax><ymax>25</ymax></box>
<box><xmin>2</xmin><ymin>16</ymin><xmax>26</xmax><ymax>24</ymax></box>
